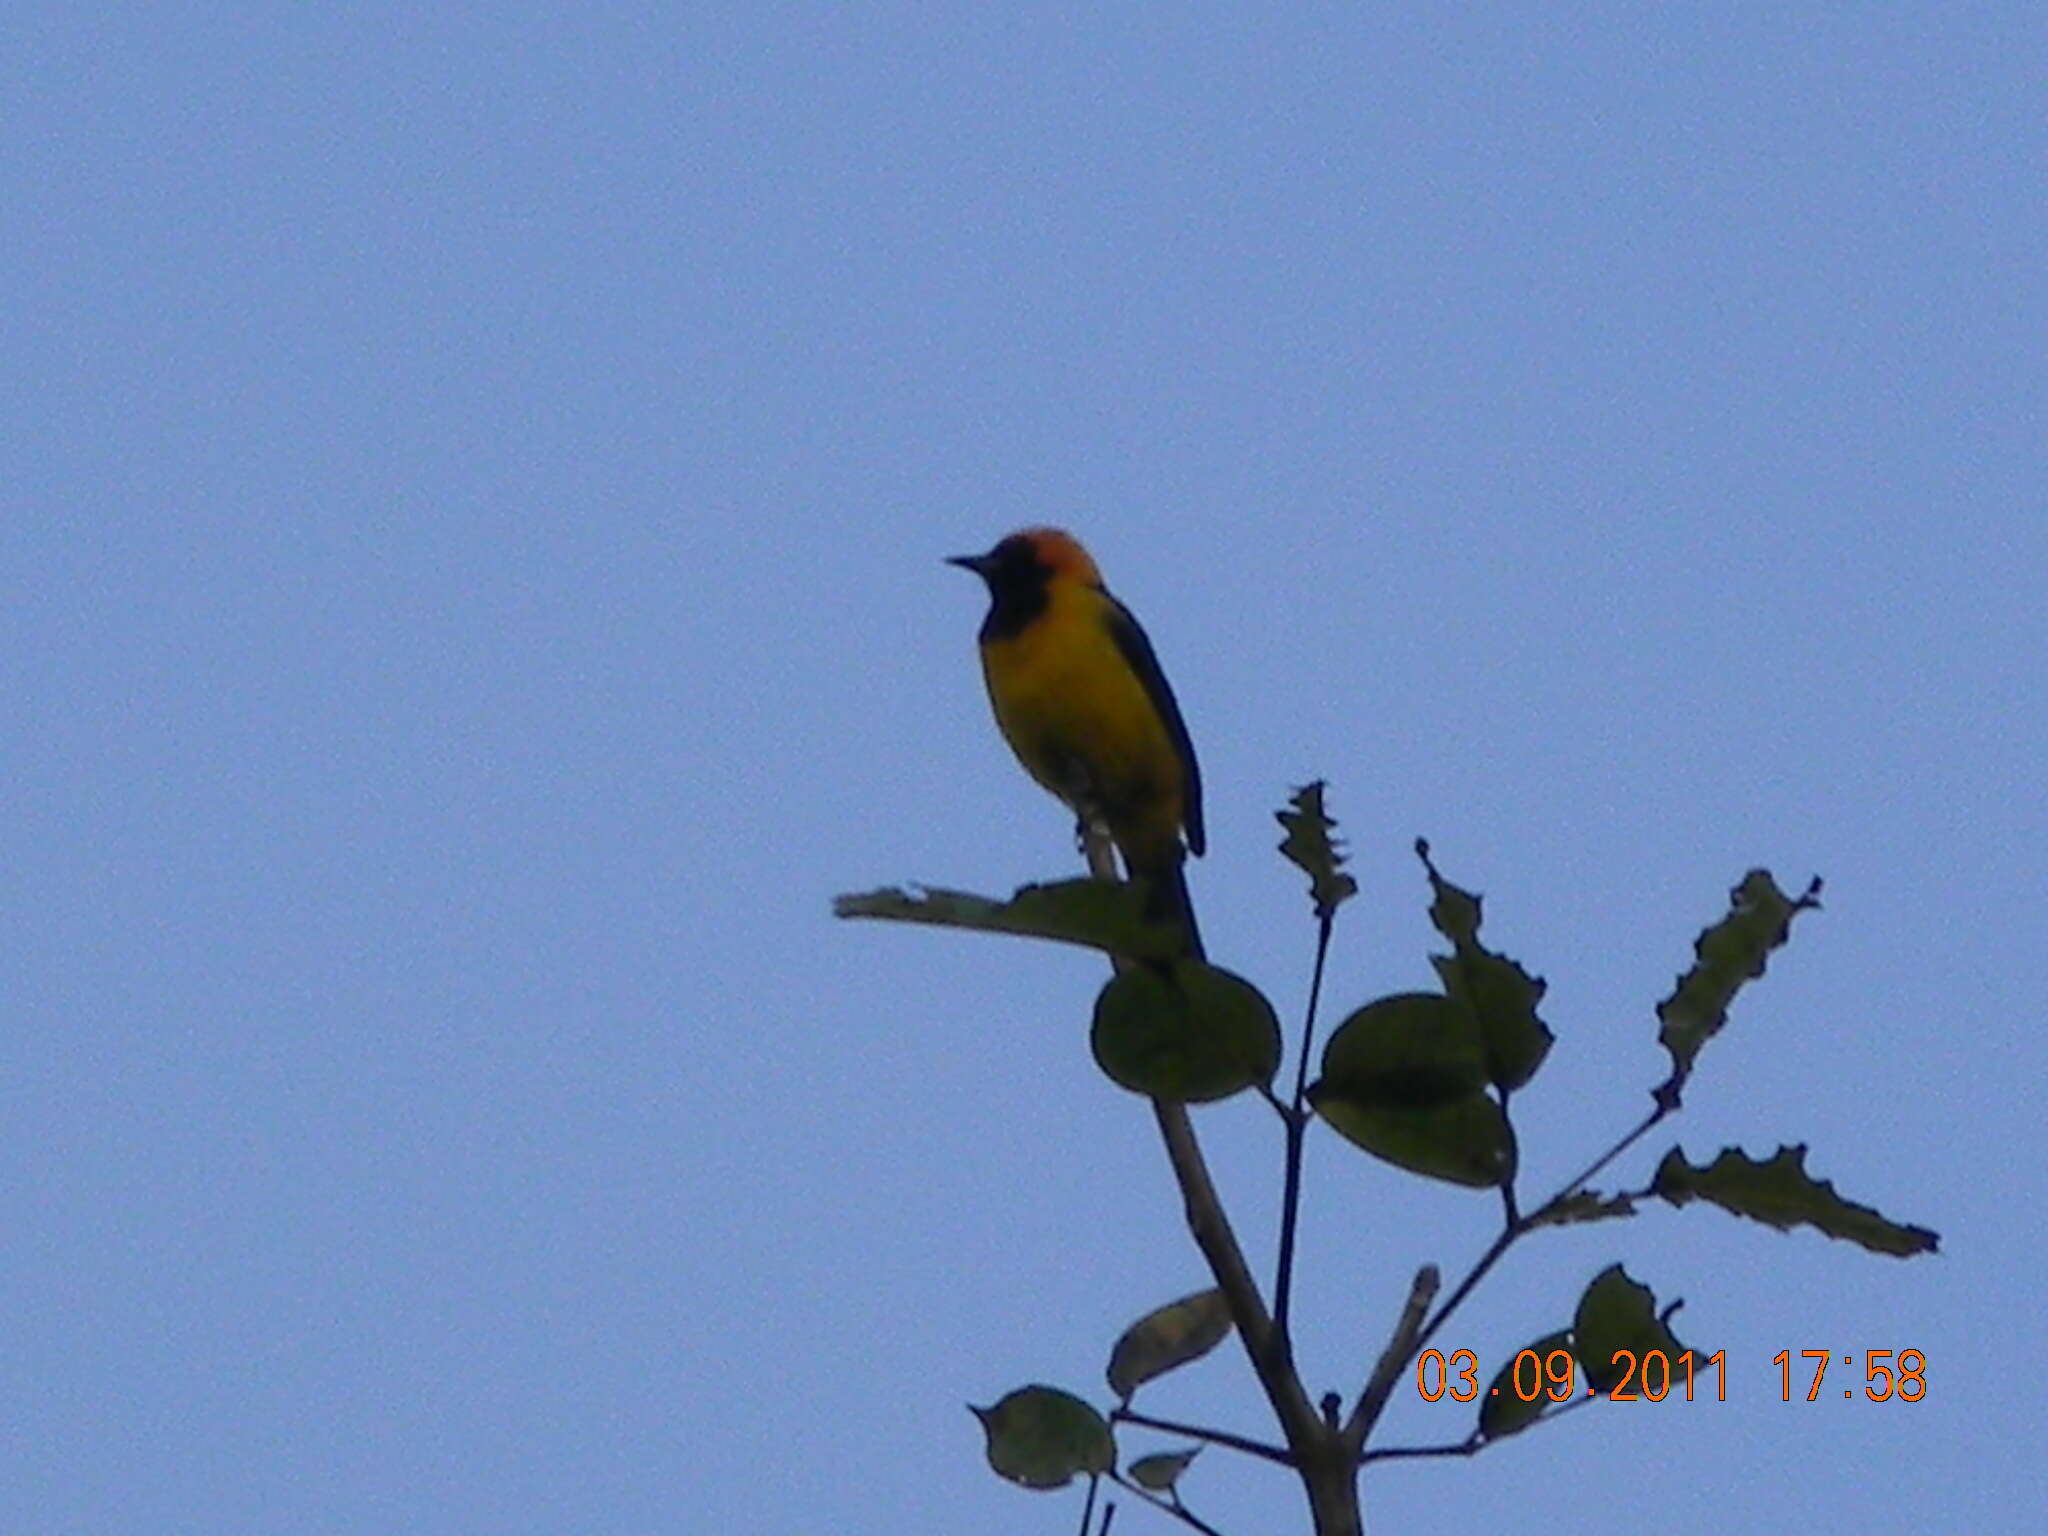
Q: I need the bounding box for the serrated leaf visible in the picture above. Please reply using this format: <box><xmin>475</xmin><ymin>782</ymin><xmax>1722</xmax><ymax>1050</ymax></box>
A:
<box><xmin>834</xmin><ymin>878</ymin><xmax>1180</xmax><ymax>960</ymax></box>
<box><xmin>1091</xmin><ymin>960</ymin><xmax>1282</xmax><ymax>1103</ymax></box>
<box><xmin>1106</xmin><ymin>1288</ymin><xmax>1234</xmax><ymax>1402</ymax></box>
<box><xmin>1127</xmin><ymin>1446</ymin><xmax>1201</xmax><ymax>1493</ymax></box>
<box><xmin>1310</xmin><ymin>1082</ymin><xmax>1516</xmax><ymax>1188</ymax></box>
<box><xmin>1276</xmin><ymin>782</ymin><xmax>1357</xmax><ymax>920</ymax></box>
<box><xmin>1479</xmin><ymin>1330</ymin><xmax>1576</xmax><ymax>1441</ymax></box>
<box><xmin>1572</xmin><ymin>1265</ymin><xmax>1691</xmax><ymax>1394</ymax></box>
<box><xmin>969</xmin><ymin>1386</ymin><xmax>1113</xmax><ymax>1490</ymax></box>
<box><xmin>1657</xmin><ymin>870</ymin><xmax>1820</xmax><ymax>1085</ymax></box>
<box><xmin>1415</xmin><ymin>841</ymin><xmax>1554</xmax><ymax>1092</ymax></box>
<box><xmin>1526</xmin><ymin>1191</ymin><xmax>1638</xmax><ymax>1229</ymax></box>
<box><xmin>1651</xmin><ymin>1144</ymin><xmax>1939</xmax><ymax>1257</ymax></box>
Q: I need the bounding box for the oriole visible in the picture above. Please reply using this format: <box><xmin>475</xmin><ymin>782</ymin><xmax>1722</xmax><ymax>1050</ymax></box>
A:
<box><xmin>949</xmin><ymin>528</ymin><xmax>1205</xmax><ymax>956</ymax></box>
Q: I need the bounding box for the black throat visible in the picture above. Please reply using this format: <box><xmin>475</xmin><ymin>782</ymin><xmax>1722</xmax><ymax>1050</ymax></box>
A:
<box><xmin>976</xmin><ymin>541</ymin><xmax>1057</xmax><ymax>642</ymax></box>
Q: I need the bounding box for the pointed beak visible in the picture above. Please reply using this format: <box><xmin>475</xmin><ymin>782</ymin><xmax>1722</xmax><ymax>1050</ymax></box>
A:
<box><xmin>946</xmin><ymin>552</ymin><xmax>993</xmax><ymax>578</ymax></box>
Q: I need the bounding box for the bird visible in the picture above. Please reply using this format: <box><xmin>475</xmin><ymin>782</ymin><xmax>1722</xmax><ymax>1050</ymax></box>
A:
<box><xmin>948</xmin><ymin>528</ymin><xmax>1205</xmax><ymax>957</ymax></box>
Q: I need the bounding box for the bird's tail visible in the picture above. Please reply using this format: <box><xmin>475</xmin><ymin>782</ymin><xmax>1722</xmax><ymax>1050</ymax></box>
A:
<box><xmin>1141</xmin><ymin>854</ymin><xmax>1206</xmax><ymax>961</ymax></box>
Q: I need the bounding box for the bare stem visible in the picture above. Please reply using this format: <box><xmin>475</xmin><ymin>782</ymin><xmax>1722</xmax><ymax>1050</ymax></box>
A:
<box><xmin>1110</xmin><ymin>1406</ymin><xmax>1294</xmax><ymax>1467</ymax></box>
<box><xmin>1361</xmin><ymin>1434</ymin><xmax>1483</xmax><ymax>1464</ymax></box>
<box><xmin>1412</xmin><ymin>1226</ymin><xmax>1515</xmax><ymax>1361</ymax></box>
<box><xmin>1532</xmin><ymin>1102</ymin><xmax>1668</xmax><ymax>1218</ymax></box>
<box><xmin>1272</xmin><ymin>914</ymin><xmax>1335</xmax><ymax>1346</ymax></box>
<box><xmin>1362</xmin><ymin>1390</ymin><xmax>1599</xmax><ymax>1463</ymax></box>
<box><xmin>1108</xmin><ymin>1473</ymin><xmax>1225</xmax><ymax>1536</ymax></box>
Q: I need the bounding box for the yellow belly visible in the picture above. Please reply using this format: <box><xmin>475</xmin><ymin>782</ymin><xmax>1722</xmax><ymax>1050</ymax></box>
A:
<box><xmin>978</xmin><ymin>592</ymin><xmax>1184</xmax><ymax>863</ymax></box>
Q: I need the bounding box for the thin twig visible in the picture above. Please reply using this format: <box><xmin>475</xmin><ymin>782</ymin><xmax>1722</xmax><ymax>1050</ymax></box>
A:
<box><xmin>1411</xmin><ymin>1226</ymin><xmax>1517</xmax><ymax>1360</ymax></box>
<box><xmin>1362</xmin><ymin>1390</ymin><xmax>1600</xmax><ymax>1463</ymax></box>
<box><xmin>1272</xmin><ymin>913</ymin><xmax>1335</xmax><ymax>1346</ymax></box>
<box><xmin>1415</xmin><ymin>1097</ymin><xmax>1675</xmax><ymax>1366</ymax></box>
<box><xmin>1109</xmin><ymin>1472</ymin><xmax>1226</xmax><ymax>1536</ymax></box>
<box><xmin>1362</xmin><ymin>1434</ymin><xmax>1483</xmax><ymax>1463</ymax></box>
<box><xmin>1111</xmin><ymin>1406</ymin><xmax>1295</xmax><ymax>1468</ymax></box>
<box><xmin>1532</xmin><ymin>1102</ymin><xmax>1668</xmax><ymax>1217</ymax></box>
<box><xmin>1291</xmin><ymin>916</ymin><xmax>1335</xmax><ymax>1110</ymax></box>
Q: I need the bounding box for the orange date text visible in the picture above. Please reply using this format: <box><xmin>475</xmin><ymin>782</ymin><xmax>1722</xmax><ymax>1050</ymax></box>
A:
<box><xmin>1414</xmin><ymin>1347</ymin><xmax>1728</xmax><ymax>1404</ymax></box>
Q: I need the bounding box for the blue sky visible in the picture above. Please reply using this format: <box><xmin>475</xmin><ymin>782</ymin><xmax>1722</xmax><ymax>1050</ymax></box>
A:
<box><xmin>6</xmin><ymin>5</ymin><xmax>2040</xmax><ymax>1532</ymax></box>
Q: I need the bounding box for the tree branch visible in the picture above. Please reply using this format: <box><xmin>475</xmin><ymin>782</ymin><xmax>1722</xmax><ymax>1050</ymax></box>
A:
<box><xmin>1080</xmin><ymin>824</ymin><xmax>1351</xmax><ymax>1534</ymax></box>
<box><xmin>1343</xmin><ymin>1264</ymin><xmax>1440</xmax><ymax>1451</ymax></box>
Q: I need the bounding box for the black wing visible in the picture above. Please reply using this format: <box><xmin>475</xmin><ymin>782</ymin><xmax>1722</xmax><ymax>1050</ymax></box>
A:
<box><xmin>1104</xmin><ymin>592</ymin><xmax>1205</xmax><ymax>857</ymax></box>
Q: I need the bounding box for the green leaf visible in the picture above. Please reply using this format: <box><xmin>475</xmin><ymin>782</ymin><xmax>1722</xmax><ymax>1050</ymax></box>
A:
<box><xmin>1572</xmin><ymin>1265</ymin><xmax>1691</xmax><ymax>1394</ymax></box>
<box><xmin>969</xmin><ymin>1386</ymin><xmax>1114</xmax><ymax>1490</ymax></box>
<box><xmin>1651</xmin><ymin>1144</ymin><xmax>1939</xmax><ymax>1257</ymax></box>
<box><xmin>1318</xmin><ymin>993</ymin><xmax>1488</xmax><ymax>1106</ymax></box>
<box><xmin>1310</xmin><ymin>992</ymin><xmax>1514</xmax><ymax>1186</ymax></box>
<box><xmin>1416</xmin><ymin>841</ymin><xmax>1555</xmax><ymax>1091</ymax></box>
<box><xmin>1657</xmin><ymin>870</ymin><xmax>1821</xmax><ymax>1086</ymax></box>
<box><xmin>1106</xmin><ymin>1289</ymin><xmax>1234</xmax><ymax>1402</ymax></box>
<box><xmin>1091</xmin><ymin>961</ymin><xmax>1282</xmax><ymax>1103</ymax></box>
<box><xmin>1525</xmin><ymin>1190</ymin><xmax>1638</xmax><ymax>1230</ymax></box>
<box><xmin>1479</xmin><ymin>1330</ymin><xmax>1576</xmax><ymax>1441</ymax></box>
<box><xmin>1127</xmin><ymin>1447</ymin><xmax>1201</xmax><ymax>1493</ymax></box>
<box><xmin>834</xmin><ymin>878</ymin><xmax>1179</xmax><ymax>960</ymax></box>
<box><xmin>1276</xmin><ymin>782</ymin><xmax>1358</xmax><ymax>921</ymax></box>
<box><xmin>1310</xmin><ymin>1083</ymin><xmax>1516</xmax><ymax>1188</ymax></box>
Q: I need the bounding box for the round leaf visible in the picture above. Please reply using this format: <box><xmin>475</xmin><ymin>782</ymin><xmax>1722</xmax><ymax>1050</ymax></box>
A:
<box><xmin>969</xmin><ymin>1385</ymin><xmax>1114</xmax><ymax>1490</ymax></box>
<box><xmin>1092</xmin><ymin>961</ymin><xmax>1281</xmax><ymax>1103</ymax></box>
<box><xmin>1318</xmin><ymin>993</ymin><xmax>1487</xmax><ymax>1107</ymax></box>
<box><xmin>1309</xmin><ymin>1085</ymin><xmax>1516</xmax><ymax>1188</ymax></box>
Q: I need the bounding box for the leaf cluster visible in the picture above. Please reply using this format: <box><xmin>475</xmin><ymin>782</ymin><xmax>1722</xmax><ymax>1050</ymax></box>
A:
<box><xmin>838</xmin><ymin>785</ymin><xmax>1938</xmax><ymax>1531</ymax></box>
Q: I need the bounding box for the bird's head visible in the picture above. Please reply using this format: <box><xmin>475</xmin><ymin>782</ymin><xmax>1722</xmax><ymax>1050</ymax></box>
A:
<box><xmin>946</xmin><ymin>527</ymin><xmax>1103</xmax><ymax>597</ymax></box>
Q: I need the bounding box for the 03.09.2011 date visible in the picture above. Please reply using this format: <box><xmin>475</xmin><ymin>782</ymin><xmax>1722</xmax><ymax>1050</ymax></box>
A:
<box><xmin>1416</xmin><ymin>1347</ymin><xmax>1927</xmax><ymax>1404</ymax></box>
